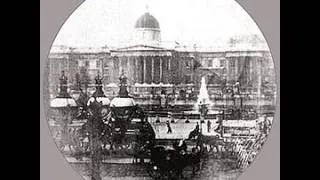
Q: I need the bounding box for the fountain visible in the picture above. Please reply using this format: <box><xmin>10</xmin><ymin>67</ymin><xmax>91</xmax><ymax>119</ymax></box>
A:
<box><xmin>189</xmin><ymin>76</ymin><xmax>221</xmax><ymax>115</ymax></box>
<box><xmin>195</xmin><ymin>76</ymin><xmax>213</xmax><ymax>110</ymax></box>
<box><xmin>182</xmin><ymin>76</ymin><xmax>222</xmax><ymax>136</ymax></box>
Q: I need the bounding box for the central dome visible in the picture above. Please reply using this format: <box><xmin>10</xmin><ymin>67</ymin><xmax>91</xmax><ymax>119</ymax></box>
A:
<box><xmin>135</xmin><ymin>12</ymin><xmax>160</xmax><ymax>29</ymax></box>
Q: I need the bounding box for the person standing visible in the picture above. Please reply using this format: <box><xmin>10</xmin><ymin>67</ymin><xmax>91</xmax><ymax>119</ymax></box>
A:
<box><xmin>166</xmin><ymin>120</ymin><xmax>172</xmax><ymax>134</ymax></box>
<box><xmin>185</xmin><ymin>116</ymin><xmax>190</xmax><ymax>123</ymax></box>
<box><xmin>155</xmin><ymin>115</ymin><xmax>160</xmax><ymax>123</ymax></box>
<box><xmin>170</xmin><ymin>115</ymin><xmax>175</xmax><ymax>123</ymax></box>
<box><xmin>207</xmin><ymin>120</ymin><xmax>211</xmax><ymax>133</ymax></box>
<box><xmin>195</xmin><ymin>122</ymin><xmax>200</xmax><ymax>132</ymax></box>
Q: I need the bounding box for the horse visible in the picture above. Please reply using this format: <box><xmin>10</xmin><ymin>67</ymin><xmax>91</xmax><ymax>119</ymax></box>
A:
<box><xmin>188</xmin><ymin>128</ymin><xmax>200</xmax><ymax>140</ymax></box>
<box><xmin>201</xmin><ymin>135</ymin><xmax>225</xmax><ymax>154</ymax></box>
<box><xmin>148</xmin><ymin>141</ymin><xmax>203</xmax><ymax>179</ymax></box>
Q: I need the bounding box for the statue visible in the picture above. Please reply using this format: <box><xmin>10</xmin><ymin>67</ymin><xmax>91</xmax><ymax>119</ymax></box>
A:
<box><xmin>95</xmin><ymin>72</ymin><xmax>103</xmax><ymax>85</ymax></box>
<box><xmin>233</xmin><ymin>81</ymin><xmax>240</xmax><ymax>95</ymax></box>
<box><xmin>119</xmin><ymin>70</ymin><xmax>127</xmax><ymax>86</ymax></box>
<box><xmin>59</xmin><ymin>71</ymin><xmax>68</xmax><ymax>86</ymax></box>
<box><xmin>92</xmin><ymin>72</ymin><xmax>106</xmax><ymax>98</ymax></box>
<box><xmin>60</xmin><ymin>70</ymin><xmax>67</xmax><ymax>81</ymax></box>
<box><xmin>58</xmin><ymin>71</ymin><xmax>70</xmax><ymax>97</ymax></box>
<box><xmin>118</xmin><ymin>70</ymin><xmax>129</xmax><ymax>98</ymax></box>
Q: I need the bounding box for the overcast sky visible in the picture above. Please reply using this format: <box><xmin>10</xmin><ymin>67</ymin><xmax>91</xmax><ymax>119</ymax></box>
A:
<box><xmin>53</xmin><ymin>0</ymin><xmax>267</xmax><ymax>48</ymax></box>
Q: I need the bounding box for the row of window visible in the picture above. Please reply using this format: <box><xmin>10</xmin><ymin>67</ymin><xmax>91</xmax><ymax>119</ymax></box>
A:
<box><xmin>204</xmin><ymin>59</ymin><xmax>225</xmax><ymax>68</ymax></box>
<box><xmin>78</xmin><ymin>59</ymin><xmax>102</xmax><ymax>68</ymax></box>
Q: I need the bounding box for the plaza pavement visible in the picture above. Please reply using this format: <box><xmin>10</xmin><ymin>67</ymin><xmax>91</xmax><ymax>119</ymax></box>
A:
<box><xmin>148</xmin><ymin>117</ymin><xmax>220</xmax><ymax>139</ymax></box>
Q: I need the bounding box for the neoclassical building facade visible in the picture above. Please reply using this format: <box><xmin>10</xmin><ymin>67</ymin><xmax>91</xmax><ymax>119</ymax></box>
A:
<box><xmin>48</xmin><ymin>11</ymin><xmax>276</xmax><ymax>103</ymax></box>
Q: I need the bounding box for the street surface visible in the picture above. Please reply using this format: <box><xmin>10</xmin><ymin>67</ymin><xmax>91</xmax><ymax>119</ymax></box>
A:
<box><xmin>69</xmin><ymin>156</ymin><xmax>242</xmax><ymax>180</ymax></box>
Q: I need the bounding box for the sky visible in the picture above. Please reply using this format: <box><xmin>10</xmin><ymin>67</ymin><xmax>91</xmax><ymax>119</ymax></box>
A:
<box><xmin>53</xmin><ymin>0</ymin><xmax>267</xmax><ymax>48</ymax></box>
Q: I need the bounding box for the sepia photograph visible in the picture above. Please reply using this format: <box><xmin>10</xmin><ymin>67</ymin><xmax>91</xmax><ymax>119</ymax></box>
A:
<box><xmin>42</xmin><ymin>0</ymin><xmax>278</xmax><ymax>179</ymax></box>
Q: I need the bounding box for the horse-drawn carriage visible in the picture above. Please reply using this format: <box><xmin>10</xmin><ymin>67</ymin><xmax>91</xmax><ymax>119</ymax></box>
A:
<box><xmin>145</xmin><ymin>123</ymin><xmax>216</xmax><ymax>179</ymax></box>
<box><xmin>147</xmin><ymin>139</ymin><xmax>203</xmax><ymax>179</ymax></box>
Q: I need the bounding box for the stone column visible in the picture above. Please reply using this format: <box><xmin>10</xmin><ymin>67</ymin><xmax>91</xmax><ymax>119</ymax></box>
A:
<box><xmin>151</xmin><ymin>56</ymin><xmax>154</xmax><ymax>82</ymax></box>
<box><xmin>143</xmin><ymin>56</ymin><xmax>147</xmax><ymax>83</ymax></box>
<box><xmin>113</xmin><ymin>57</ymin><xmax>119</xmax><ymax>83</ymax></box>
<box><xmin>119</xmin><ymin>57</ymin><xmax>123</xmax><ymax>77</ymax></box>
<box><xmin>225</xmin><ymin>57</ymin><xmax>230</xmax><ymax>82</ymax></box>
<box><xmin>257</xmin><ymin>57</ymin><xmax>262</xmax><ymax>111</ymax></box>
<box><xmin>249</xmin><ymin>57</ymin><xmax>252</xmax><ymax>83</ymax></box>
<box><xmin>127</xmin><ymin>56</ymin><xmax>131</xmax><ymax>84</ymax></box>
<box><xmin>139</xmin><ymin>56</ymin><xmax>143</xmax><ymax>84</ymax></box>
<box><xmin>235</xmin><ymin>58</ymin><xmax>238</xmax><ymax>79</ymax></box>
<box><xmin>190</xmin><ymin>58</ymin><xmax>193</xmax><ymax>82</ymax></box>
<box><xmin>168</xmin><ymin>57</ymin><xmax>172</xmax><ymax>84</ymax></box>
<box><xmin>160</xmin><ymin>57</ymin><xmax>163</xmax><ymax>83</ymax></box>
<box><xmin>135</xmin><ymin>56</ymin><xmax>138</xmax><ymax>83</ymax></box>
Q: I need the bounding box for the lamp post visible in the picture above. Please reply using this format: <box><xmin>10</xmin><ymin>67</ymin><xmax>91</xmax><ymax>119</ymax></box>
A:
<box><xmin>50</xmin><ymin>71</ymin><xmax>151</xmax><ymax>179</ymax></box>
<box><xmin>109</xmin><ymin>70</ymin><xmax>137</xmax><ymax>143</ymax></box>
<box><xmin>86</xmin><ymin>99</ymin><xmax>105</xmax><ymax>180</ymax></box>
<box><xmin>50</xmin><ymin>71</ymin><xmax>77</xmax><ymax>152</ymax></box>
<box><xmin>79</xmin><ymin>73</ymin><xmax>110</xmax><ymax>180</ymax></box>
<box><xmin>51</xmin><ymin>71</ymin><xmax>112</xmax><ymax>180</ymax></box>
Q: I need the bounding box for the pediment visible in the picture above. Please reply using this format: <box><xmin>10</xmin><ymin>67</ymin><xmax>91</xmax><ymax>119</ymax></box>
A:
<box><xmin>114</xmin><ymin>44</ymin><xmax>168</xmax><ymax>52</ymax></box>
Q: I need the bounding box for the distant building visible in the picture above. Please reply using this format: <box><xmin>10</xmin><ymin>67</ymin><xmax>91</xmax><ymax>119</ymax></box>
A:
<box><xmin>48</xmin><ymin>10</ymin><xmax>276</xmax><ymax>101</ymax></box>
